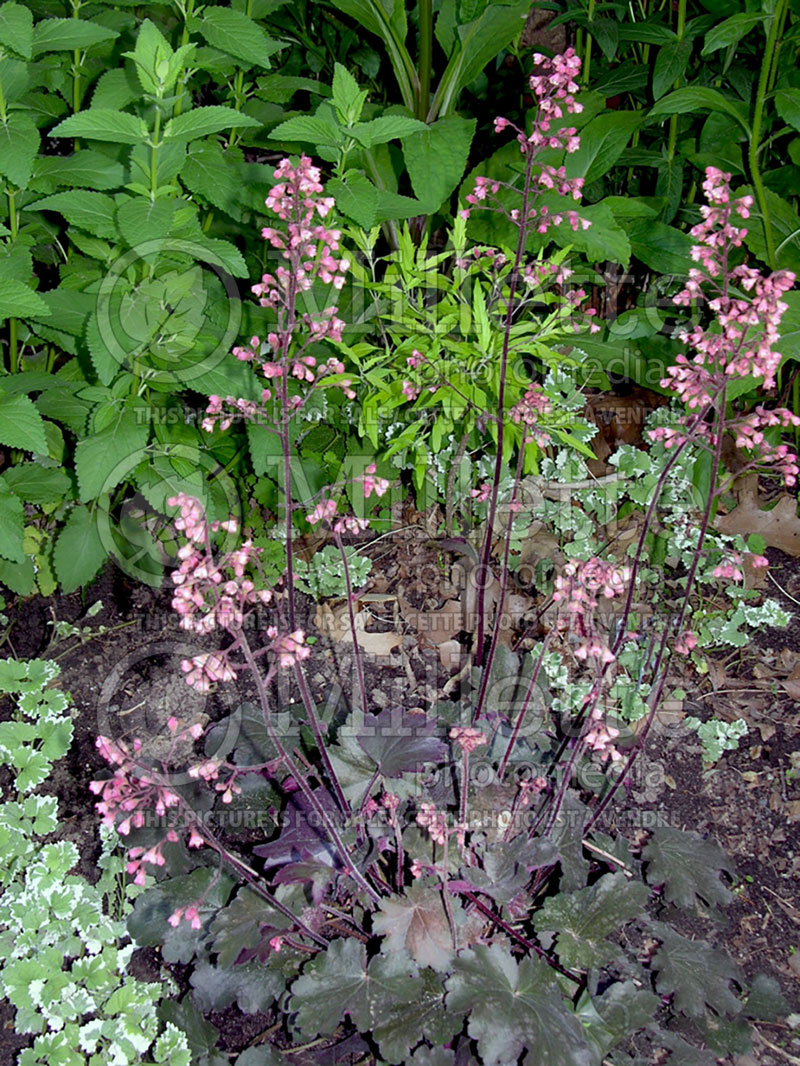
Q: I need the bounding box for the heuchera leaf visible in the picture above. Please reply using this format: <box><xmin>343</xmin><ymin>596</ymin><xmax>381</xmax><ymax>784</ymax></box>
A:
<box><xmin>373</xmin><ymin>884</ymin><xmax>461</xmax><ymax>971</ymax></box>
<box><xmin>650</xmin><ymin>922</ymin><xmax>742</xmax><ymax>1019</ymax></box>
<box><xmin>445</xmin><ymin>943</ymin><xmax>594</xmax><ymax>1066</ymax></box>
<box><xmin>533</xmin><ymin>872</ymin><xmax>650</xmax><ymax>969</ymax></box>
<box><xmin>356</xmin><ymin>710</ymin><xmax>448</xmax><ymax>777</ymax></box>
<box><xmin>643</xmin><ymin>826</ymin><xmax>734</xmax><ymax>917</ymax></box>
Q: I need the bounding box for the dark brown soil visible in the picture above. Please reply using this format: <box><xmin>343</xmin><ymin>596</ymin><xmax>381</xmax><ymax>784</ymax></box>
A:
<box><xmin>2</xmin><ymin>545</ymin><xmax>800</xmax><ymax>1065</ymax></box>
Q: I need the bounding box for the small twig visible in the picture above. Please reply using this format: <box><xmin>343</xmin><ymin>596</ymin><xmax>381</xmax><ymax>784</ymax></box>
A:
<box><xmin>583</xmin><ymin>839</ymin><xmax>634</xmax><ymax>877</ymax></box>
<box><xmin>754</xmin><ymin>1027</ymin><xmax>800</xmax><ymax>1065</ymax></box>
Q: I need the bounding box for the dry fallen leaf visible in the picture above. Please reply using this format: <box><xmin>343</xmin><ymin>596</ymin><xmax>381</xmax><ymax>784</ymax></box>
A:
<box><xmin>313</xmin><ymin>602</ymin><xmax>402</xmax><ymax>656</ymax></box>
<box><xmin>715</xmin><ymin>481</ymin><xmax>800</xmax><ymax>556</ymax></box>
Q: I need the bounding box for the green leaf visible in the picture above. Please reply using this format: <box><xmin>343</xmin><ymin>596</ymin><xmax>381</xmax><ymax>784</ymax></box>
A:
<box><xmin>90</xmin><ymin>67</ymin><xmax>141</xmax><ymax>111</ymax></box>
<box><xmin>445</xmin><ymin>944</ymin><xmax>594</xmax><ymax>1066</ymax></box>
<box><xmin>566</xmin><ymin>111</ymin><xmax>642</xmax><ymax>183</ymax></box>
<box><xmin>0</xmin><ymin>2</ymin><xmax>33</xmax><ymax>59</ymax></box>
<box><xmin>0</xmin><ymin>481</ymin><xmax>25</xmax><ymax>562</ymax></box>
<box><xmin>2</xmin><ymin>465</ymin><xmax>70</xmax><ymax>504</ymax></box>
<box><xmin>53</xmin><ymin>505</ymin><xmax>107</xmax><ymax>593</ymax></box>
<box><xmin>0</xmin><ymin>555</ymin><xmax>35</xmax><ymax>595</ymax></box>
<box><xmin>648</xmin><ymin>87</ymin><xmax>750</xmax><ymax>134</ymax></box>
<box><xmin>0</xmin><ymin>276</ymin><xmax>51</xmax><ymax>323</ymax></box>
<box><xmin>371</xmin><ymin>967</ymin><xmax>461</xmax><ymax>1065</ymax></box>
<box><xmin>432</xmin><ymin>0</ymin><xmax>529</xmax><ymax>117</ymax></box>
<box><xmin>180</xmin><ymin>142</ymin><xmax>243</xmax><ymax>219</ymax></box>
<box><xmin>31</xmin><ymin>150</ymin><xmax>125</xmax><ymax>193</ymax></box>
<box><xmin>403</xmin><ymin>115</ymin><xmax>476</xmax><ymax>212</ymax></box>
<box><xmin>74</xmin><ymin>403</ymin><xmax>150</xmax><ymax>502</ymax></box>
<box><xmin>49</xmin><ymin>109</ymin><xmax>149</xmax><ymax>145</ymax></box>
<box><xmin>643</xmin><ymin>826</ymin><xmax>734</xmax><ymax>917</ymax></box>
<box><xmin>327</xmin><ymin>172</ymin><xmax>379</xmax><ymax>228</ymax></box>
<box><xmin>116</xmin><ymin>198</ymin><xmax>177</xmax><ymax>248</ymax></box>
<box><xmin>0</xmin><ymin>392</ymin><xmax>48</xmax><ymax>452</ymax></box>
<box><xmin>199</xmin><ymin>7</ymin><xmax>282</xmax><ymax>69</ymax></box>
<box><xmin>291</xmin><ymin>938</ymin><xmax>371</xmax><ymax>1035</ymax></box>
<box><xmin>552</xmin><ymin>200</ymin><xmax>631</xmax><ymax>267</ymax></box>
<box><xmin>164</xmin><ymin>106</ymin><xmax>261</xmax><ymax>142</ymax></box>
<box><xmin>190</xmin><ymin>960</ymin><xmax>283</xmax><ymax>1014</ymax></box>
<box><xmin>332</xmin><ymin>62</ymin><xmax>366</xmax><ymax>122</ymax></box>
<box><xmin>775</xmin><ymin>89</ymin><xmax>800</xmax><ymax>133</ymax></box>
<box><xmin>651</xmin><ymin>922</ymin><xmax>742</xmax><ymax>1019</ymax></box>
<box><xmin>350</xmin><ymin>114</ymin><xmax>427</xmax><ymax>148</ymax></box>
<box><xmin>327</xmin><ymin>0</ymin><xmax>416</xmax><ymax>113</ymax></box>
<box><xmin>268</xmin><ymin>113</ymin><xmax>344</xmax><ymax>146</ymax></box>
<box><xmin>533</xmin><ymin>872</ymin><xmax>649</xmax><ymax>969</ymax></box>
<box><xmin>701</xmin><ymin>12</ymin><xmax>764</xmax><ymax>54</ymax></box>
<box><xmin>652</xmin><ymin>39</ymin><xmax>692</xmax><ymax>100</ymax></box>
<box><xmin>627</xmin><ymin>219</ymin><xmax>694</xmax><ymax>272</ymax></box>
<box><xmin>32</xmin><ymin>17</ymin><xmax>118</xmax><ymax>55</ymax></box>
<box><xmin>737</xmin><ymin>184</ymin><xmax>800</xmax><ymax>272</ymax></box>
<box><xmin>29</xmin><ymin>190</ymin><xmax>118</xmax><ymax>240</ymax></box>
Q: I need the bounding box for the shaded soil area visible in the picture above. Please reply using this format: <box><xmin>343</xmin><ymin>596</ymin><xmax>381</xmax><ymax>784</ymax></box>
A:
<box><xmin>2</xmin><ymin>540</ymin><xmax>800</xmax><ymax>1065</ymax></box>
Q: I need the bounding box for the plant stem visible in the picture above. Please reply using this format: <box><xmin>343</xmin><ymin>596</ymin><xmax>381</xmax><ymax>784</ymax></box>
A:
<box><xmin>497</xmin><ymin>631</ymin><xmax>552</xmax><ymax>779</ymax></box>
<box><xmin>335</xmin><ymin>532</ymin><xmax>368</xmax><ymax>714</ymax></box>
<box><xmin>582</xmin><ymin>0</ymin><xmax>596</xmax><ymax>85</ymax></box>
<box><xmin>7</xmin><ymin>189</ymin><xmax>18</xmax><ymax>374</ymax></box>
<box><xmin>150</xmin><ymin>101</ymin><xmax>162</xmax><ymax>196</ymax></box>
<box><xmin>237</xmin><ymin>627</ymin><xmax>380</xmax><ymax>904</ymax></box>
<box><xmin>417</xmin><ymin>0</ymin><xmax>432</xmax><ymax>121</ymax></box>
<box><xmin>749</xmin><ymin>0</ymin><xmax>788</xmax><ymax>270</ymax></box>
<box><xmin>474</xmin><ymin>149</ymin><xmax>535</xmax><ymax>663</ymax></box>
<box><xmin>665</xmin><ymin>0</ymin><xmax>687</xmax><ymax>162</ymax></box>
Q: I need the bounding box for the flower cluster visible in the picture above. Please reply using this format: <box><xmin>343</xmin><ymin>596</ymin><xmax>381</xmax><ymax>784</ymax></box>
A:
<box><xmin>553</xmin><ymin>557</ymin><xmax>631</xmax><ymax>665</ymax></box>
<box><xmin>449</xmin><ymin>726</ymin><xmax>488</xmax><ymax>754</ymax></box>
<box><xmin>462</xmin><ymin>49</ymin><xmax>588</xmax><ymax>238</ymax></box>
<box><xmin>168</xmin><ymin>493</ymin><xmax>270</xmax><ymax>640</ymax></box>
<box><xmin>652</xmin><ymin>167</ymin><xmax>799</xmax><ymax>487</ymax></box>
<box><xmin>416</xmin><ymin>803</ymin><xmax>448</xmax><ymax>846</ymax></box>
<box><xmin>509</xmin><ymin>385</ymin><xmax>553</xmax><ymax>446</ymax></box>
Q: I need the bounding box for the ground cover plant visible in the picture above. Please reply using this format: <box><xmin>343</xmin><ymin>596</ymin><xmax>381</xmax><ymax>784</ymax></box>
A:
<box><xmin>2</xmin><ymin>1</ymin><xmax>800</xmax><ymax>1063</ymax></box>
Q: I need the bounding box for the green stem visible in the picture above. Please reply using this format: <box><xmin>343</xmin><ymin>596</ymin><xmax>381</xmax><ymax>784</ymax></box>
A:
<box><xmin>173</xmin><ymin>0</ymin><xmax>196</xmax><ymax>118</ymax></box>
<box><xmin>7</xmin><ymin>189</ymin><xmax>18</xmax><ymax>374</ymax></box>
<box><xmin>582</xmin><ymin>0</ymin><xmax>596</xmax><ymax>85</ymax></box>
<box><xmin>417</xmin><ymin>0</ymin><xmax>432</xmax><ymax>121</ymax></box>
<box><xmin>666</xmin><ymin>0</ymin><xmax>687</xmax><ymax>161</ymax></box>
<box><xmin>748</xmin><ymin>0</ymin><xmax>788</xmax><ymax>271</ymax></box>
<box><xmin>150</xmin><ymin>102</ymin><xmax>162</xmax><ymax>196</ymax></box>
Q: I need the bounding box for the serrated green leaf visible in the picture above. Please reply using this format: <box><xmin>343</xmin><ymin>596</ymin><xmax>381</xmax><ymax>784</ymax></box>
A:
<box><xmin>199</xmin><ymin>7</ymin><xmax>282</xmax><ymax>69</ymax></box>
<box><xmin>31</xmin><ymin>150</ymin><xmax>125</xmax><ymax>193</ymax></box>
<box><xmin>29</xmin><ymin>190</ymin><xmax>119</xmax><ymax>239</ymax></box>
<box><xmin>643</xmin><ymin>827</ymin><xmax>734</xmax><ymax>917</ymax></box>
<box><xmin>0</xmin><ymin>392</ymin><xmax>48</xmax><ymax>452</ymax></box>
<box><xmin>0</xmin><ymin>2</ymin><xmax>33</xmax><ymax>59</ymax></box>
<box><xmin>351</xmin><ymin>114</ymin><xmax>427</xmax><ymax>148</ymax></box>
<box><xmin>445</xmin><ymin>943</ymin><xmax>594</xmax><ymax>1066</ymax></box>
<box><xmin>0</xmin><ymin>482</ymin><xmax>25</xmax><ymax>563</ymax></box>
<box><xmin>0</xmin><ymin>111</ymin><xmax>39</xmax><ymax>188</ymax></box>
<box><xmin>291</xmin><ymin>938</ymin><xmax>371</xmax><ymax>1035</ymax></box>
<box><xmin>32</xmin><ymin>17</ymin><xmax>118</xmax><ymax>55</ymax></box>
<box><xmin>0</xmin><ymin>555</ymin><xmax>35</xmax><ymax>595</ymax></box>
<box><xmin>116</xmin><ymin>197</ymin><xmax>177</xmax><ymax>249</ymax></box>
<box><xmin>50</xmin><ymin>110</ymin><xmax>149</xmax><ymax>145</ymax></box>
<box><xmin>372</xmin><ymin>966</ymin><xmax>461</xmax><ymax>1064</ymax></box>
<box><xmin>534</xmin><ymin>872</ymin><xmax>649</xmax><ymax>969</ymax></box>
<box><xmin>90</xmin><ymin>67</ymin><xmax>141</xmax><ymax>111</ymax></box>
<box><xmin>403</xmin><ymin>115</ymin><xmax>475</xmax><ymax>212</ymax></box>
<box><xmin>53</xmin><ymin>505</ymin><xmax>107</xmax><ymax>593</ymax></box>
<box><xmin>164</xmin><ymin>106</ymin><xmax>261</xmax><ymax>143</ymax></box>
<box><xmin>268</xmin><ymin>113</ymin><xmax>344</xmax><ymax>146</ymax></box>
<box><xmin>0</xmin><ymin>276</ymin><xmax>51</xmax><ymax>323</ymax></box>
<box><xmin>180</xmin><ymin>141</ymin><xmax>243</xmax><ymax>219</ymax></box>
<box><xmin>651</xmin><ymin>922</ymin><xmax>742</xmax><ymax>1019</ymax></box>
<box><xmin>190</xmin><ymin>959</ymin><xmax>283</xmax><ymax>1014</ymax></box>
<box><xmin>74</xmin><ymin>403</ymin><xmax>149</xmax><ymax>502</ymax></box>
<box><xmin>2</xmin><ymin>464</ymin><xmax>70</xmax><ymax>504</ymax></box>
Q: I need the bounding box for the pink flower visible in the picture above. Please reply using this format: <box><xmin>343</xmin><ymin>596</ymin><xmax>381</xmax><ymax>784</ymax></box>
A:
<box><xmin>449</xmin><ymin>726</ymin><xmax>488</xmax><ymax>754</ymax></box>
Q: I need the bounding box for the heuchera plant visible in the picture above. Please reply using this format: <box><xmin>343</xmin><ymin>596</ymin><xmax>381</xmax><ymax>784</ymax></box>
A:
<box><xmin>90</xmin><ymin>54</ymin><xmax>794</xmax><ymax>1066</ymax></box>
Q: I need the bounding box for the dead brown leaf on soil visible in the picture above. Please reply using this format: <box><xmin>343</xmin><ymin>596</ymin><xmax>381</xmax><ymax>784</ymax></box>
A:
<box><xmin>715</xmin><ymin>477</ymin><xmax>800</xmax><ymax>556</ymax></box>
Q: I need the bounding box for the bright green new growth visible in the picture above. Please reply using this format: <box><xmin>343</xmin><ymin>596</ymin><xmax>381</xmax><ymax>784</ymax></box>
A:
<box><xmin>0</xmin><ymin>659</ymin><xmax>189</xmax><ymax>1066</ymax></box>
